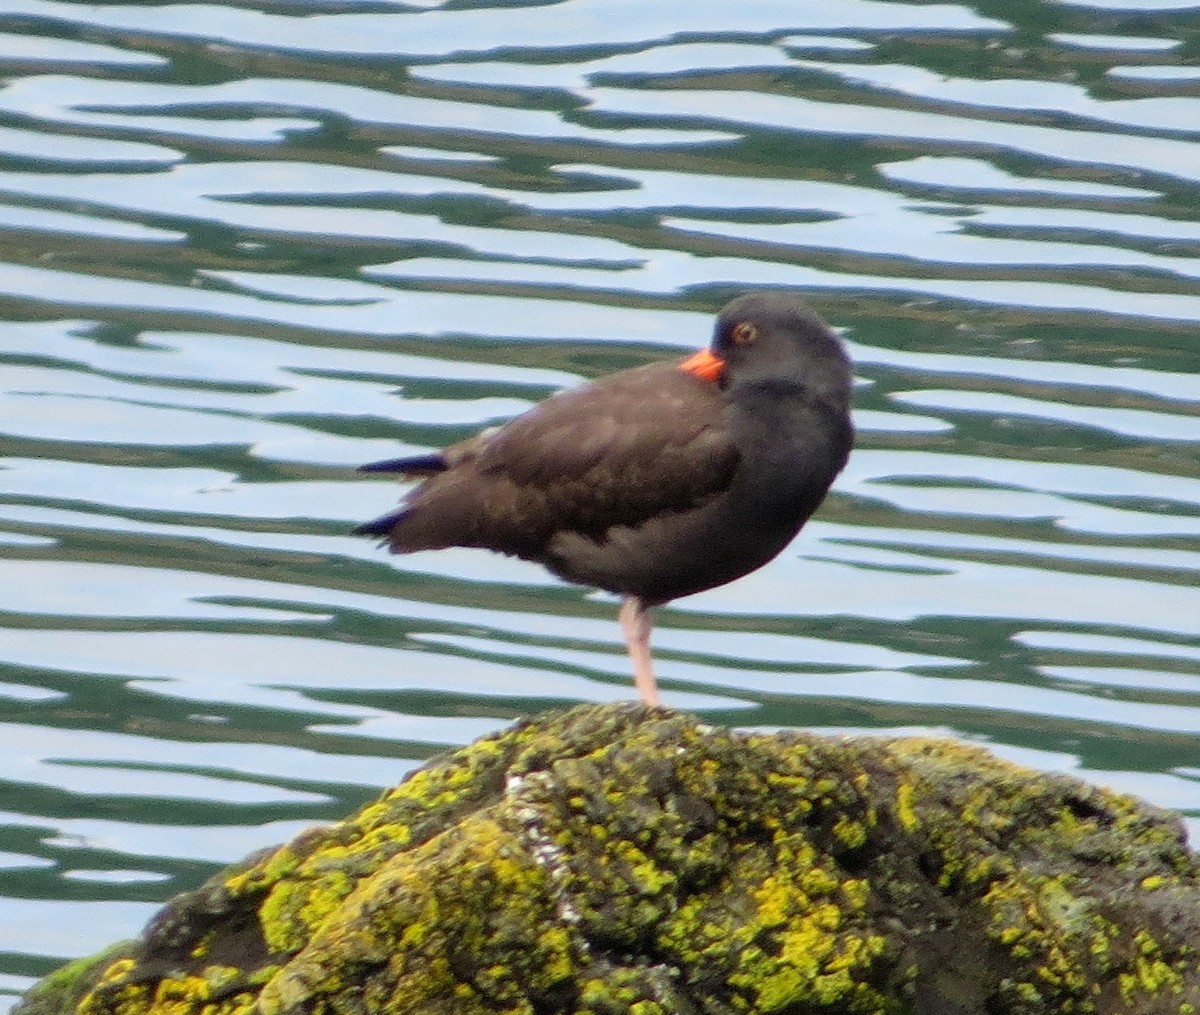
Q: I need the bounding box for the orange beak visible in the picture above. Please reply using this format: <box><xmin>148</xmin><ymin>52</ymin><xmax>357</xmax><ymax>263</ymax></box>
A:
<box><xmin>679</xmin><ymin>347</ymin><xmax>725</xmax><ymax>384</ymax></box>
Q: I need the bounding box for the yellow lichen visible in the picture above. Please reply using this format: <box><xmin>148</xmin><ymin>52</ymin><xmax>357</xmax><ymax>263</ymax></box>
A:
<box><xmin>1118</xmin><ymin>930</ymin><xmax>1190</xmax><ymax>1006</ymax></box>
<box><xmin>255</xmin><ymin>868</ymin><xmax>356</xmax><ymax>955</ymax></box>
<box><xmin>894</xmin><ymin>780</ymin><xmax>919</xmax><ymax>833</ymax></box>
<box><xmin>21</xmin><ymin>705</ymin><xmax>1200</xmax><ymax>1015</ymax></box>
<box><xmin>222</xmin><ymin>846</ymin><xmax>299</xmax><ymax>898</ymax></box>
<box><xmin>834</xmin><ymin>815</ymin><xmax>868</xmax><ymax>849</ymax></box>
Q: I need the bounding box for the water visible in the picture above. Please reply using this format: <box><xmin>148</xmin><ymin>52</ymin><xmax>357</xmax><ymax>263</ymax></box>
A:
<box><xmin>1</xmin><ymin>0</ymin><xmax>1199</xmax><ymax>1001</ymax></box>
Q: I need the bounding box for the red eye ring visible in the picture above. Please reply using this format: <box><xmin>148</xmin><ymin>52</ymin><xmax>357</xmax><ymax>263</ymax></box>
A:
<box><xmin>732</xmin><ymin>321</ymin><xmax>757</xmax><ymax>345</ymax></box>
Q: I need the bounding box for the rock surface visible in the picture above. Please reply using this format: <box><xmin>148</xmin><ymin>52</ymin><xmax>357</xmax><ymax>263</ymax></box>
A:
<box><xmin>17</xmin><ymin>704</ymin><xmax>1200</xmax><ymax>1015</ymax></box>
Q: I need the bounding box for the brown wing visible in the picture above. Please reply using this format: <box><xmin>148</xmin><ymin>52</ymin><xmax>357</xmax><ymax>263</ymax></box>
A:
<box><xmin>376</xmin><ymin>360</ymin><xmax>739</xmax><ymax>559</ymax></box>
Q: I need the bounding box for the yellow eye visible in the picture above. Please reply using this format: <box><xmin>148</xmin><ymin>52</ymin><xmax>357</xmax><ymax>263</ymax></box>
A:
<box><xmin>731</xmin><ymin>321</ymin><xmax>758</xmax><ymax>346</ymax></box>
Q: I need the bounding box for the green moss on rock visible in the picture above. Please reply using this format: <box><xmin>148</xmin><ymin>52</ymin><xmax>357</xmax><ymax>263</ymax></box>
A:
<box><xmin>15</xmin><ymin>943</ymin><xmax>137</xmax><ymax>1015</ymax></box>
<box><xmin>18</xmin><ymin>704</ymin><xmax>1200</xmax><ymax>1015</ymax></box>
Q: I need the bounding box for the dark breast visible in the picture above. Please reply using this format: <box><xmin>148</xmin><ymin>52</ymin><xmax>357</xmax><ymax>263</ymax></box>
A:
<box><xmin>545</xmin><ymin>377</ymin><xmax>852</xmax><ymax>604</ymax></box>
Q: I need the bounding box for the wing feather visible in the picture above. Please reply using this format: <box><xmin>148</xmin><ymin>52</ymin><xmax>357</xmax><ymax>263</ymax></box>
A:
<box><xmin>374</xmin><ymin>361</ymin><xmax>739</xmax><ymax>558</ymax></box>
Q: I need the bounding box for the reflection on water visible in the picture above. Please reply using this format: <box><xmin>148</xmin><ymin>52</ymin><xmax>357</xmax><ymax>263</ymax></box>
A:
<box><xmin>1</xmin><ymin>0</ymin><xmax>1199</xmax><ymax>1001</ymax></box>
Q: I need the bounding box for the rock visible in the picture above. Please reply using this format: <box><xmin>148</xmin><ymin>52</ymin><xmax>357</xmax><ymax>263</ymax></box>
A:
<box><xmin>17</xmin><ymin>703</ymin><xmax>1200</xmax><ymax>1015</ymax></box>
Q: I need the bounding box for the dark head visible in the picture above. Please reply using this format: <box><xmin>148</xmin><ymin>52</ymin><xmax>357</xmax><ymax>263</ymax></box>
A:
<box><xmin>711</xmin><ymin>292</ymin><xmax>852</xmax><ymax>413</ymax></box>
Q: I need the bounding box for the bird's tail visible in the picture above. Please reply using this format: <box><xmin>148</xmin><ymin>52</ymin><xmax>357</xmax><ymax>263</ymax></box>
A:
<box><xmin>357</xmin><ymin>453</ymin><xmax>447</xmax><ymax>476</ymax></box>
<box><xmin>352</xmin><ymin>507</ymin><xmax>410</xmax><ymax>538</ymax></box>
<box><xmin>352</xmin><ymin>453</ymin><xmax>443</xmax><ymax>540</ymax></box>
<box><xmin>354</xmin><ymin>450</ymin><xmax>480</xmax><ymax>549</ymax></box>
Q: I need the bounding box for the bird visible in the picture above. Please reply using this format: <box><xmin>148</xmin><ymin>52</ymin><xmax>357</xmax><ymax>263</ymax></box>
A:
<box><xmin>354</xmin><ymin>291</ymin><xmax>854</xmax><ymax>706</ymax></box>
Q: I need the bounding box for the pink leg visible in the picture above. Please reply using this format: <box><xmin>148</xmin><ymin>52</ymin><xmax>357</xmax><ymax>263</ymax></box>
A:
<box><xmin>619</xmin><ymin>597</ymin><xmax>660</xmax><ymax>706</ymax></box>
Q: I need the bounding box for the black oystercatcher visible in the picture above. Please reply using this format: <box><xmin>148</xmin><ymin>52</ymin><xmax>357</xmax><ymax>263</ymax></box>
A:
<box><xmin>355</xmin><ymin>292</ymin><xmax>854</xmax><ymax>705</ymax></box>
